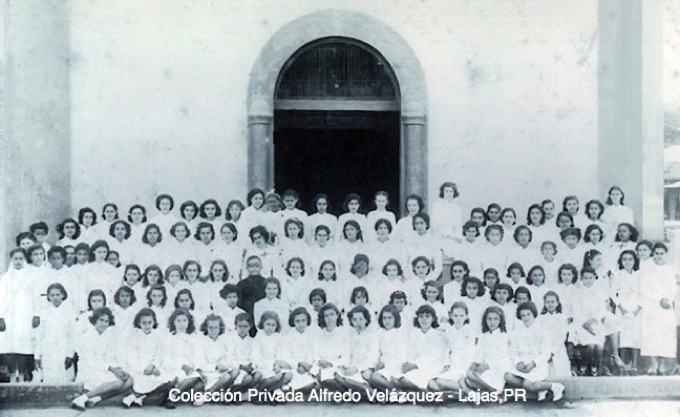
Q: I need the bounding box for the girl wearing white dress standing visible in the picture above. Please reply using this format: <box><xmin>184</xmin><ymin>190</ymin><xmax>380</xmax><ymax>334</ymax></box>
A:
<box><xmin>396</xmin><ymin>305</ymin><xmax>447</xmax><ymax>391</ymax></box>
<box><xmin>540</xmin><ymin>291</ymin><xmax>571</xmax><ymax>378</ymax></box>
<box><xmin>428</xmin><ymin>301</ymin><xmax>476</xmax><ymax>393</ymax></box>
<box><xmin>430</xmin><ymin>182</ymin><xmax>463</xmax><ymax>243</ymax></box>
<box><xmin>640</xmin><ymin>243</ymin><xmax>678</xmax><ymax>375</ymax></box>
<box><xmin>121</xmin><ymin>308</ymin><xmax>174</xmax><ymax>408</ymax></box>
<box><xmin>612</xmin><ymin>250</ymin><xmax>642</xmax><ymax>374</ymax></box>
<box><xmin>504</xmin><ymin>302</ymin><xmax>565</xmax><ymax>402</ymax></box>
<box><xmin>71</xmin><ymin>307</ymin><xmax>133</xmax><ymax>410</ymax></box>
<box><xmin>572</xmin><ymin>267</ymin><xmax>606</xmax><ymax>376</ymax></box>
<box><xmin>224</xmin><ymin>199</ymin><xmax>248</xmax><ymax>240</ymax></box>
<box><xmin>369</xmin><ymin>305</ymin><xmax>407</xmax><ymax>389</ymax></box>
<box><xmin>35</xmin><ymin>283</ymin><xmax>76</xmax><ymax>383</ymax></box>
<box><xmin>198</xmin><ymin>199</ymin><xmax>223</xmax><ymax>230</ymax></box>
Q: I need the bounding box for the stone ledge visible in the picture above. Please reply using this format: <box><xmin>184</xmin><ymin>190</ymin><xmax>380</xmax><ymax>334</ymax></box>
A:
<box><xmin>0</xmin><ymin>377</ymin><xmax>678</xmax><ymax>408</ymax></box>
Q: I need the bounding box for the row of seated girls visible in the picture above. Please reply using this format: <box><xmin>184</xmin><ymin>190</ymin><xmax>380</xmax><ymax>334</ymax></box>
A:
<box><xmin>0</xmin><ymin>184</ymin><xmax>677</xmax><ymax>410</ymax></box>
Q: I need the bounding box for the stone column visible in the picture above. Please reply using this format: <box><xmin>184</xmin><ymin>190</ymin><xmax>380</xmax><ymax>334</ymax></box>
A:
<box><xmin>598</xmin><ymin>0</ymin><xmax>664</xmax><ymax>240</ymax></box>
<box><xmin>401</xmin><ymin>101</ymin><xmax>428</xmax><ymax>210</ymax></box>
<box><xmin>248</xmin><ymin>99</ymin><xmax>274</xmax><ymax>192</ymax></box>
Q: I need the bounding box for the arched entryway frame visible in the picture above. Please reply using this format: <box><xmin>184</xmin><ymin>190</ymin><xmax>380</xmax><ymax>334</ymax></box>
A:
<box><xmin>247</xmin><ymin>9</ymin><xmax>427</xmax><ymax>210</ymax></box>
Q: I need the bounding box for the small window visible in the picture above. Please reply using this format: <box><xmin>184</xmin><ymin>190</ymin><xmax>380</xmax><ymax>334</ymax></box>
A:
<box><xmin>275</xmin><ymin>38</ymin><xmax>399</xmax><ymax>102</ymax></box>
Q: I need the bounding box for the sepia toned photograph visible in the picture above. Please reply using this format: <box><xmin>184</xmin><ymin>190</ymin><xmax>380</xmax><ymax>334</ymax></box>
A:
<box><xmin>0</xmin><ymin>1</ymin><xmax>679</xmax><ymax>416</ymax></box>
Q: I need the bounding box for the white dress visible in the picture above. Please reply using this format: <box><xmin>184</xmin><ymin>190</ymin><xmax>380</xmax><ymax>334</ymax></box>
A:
<box><xmin>365</xmin><ymin>210</ymin><xmax>397</xmax><ymax>242</ymax></box>
<box><xmin>402</xmin><ymin>327</ymin><xmax>447</xmax><ymax>388</ymax></box>
<box><xmin>335</xmin><ymin>213</ymin><xmax>367</xmax><ymax>243</ymax></box>
<box><xmin>0</xmin><ymin>266</ymin><xmax>40</xmax><ymax>354</ymax></box>
<box><xmin>435</xmin><ymin>324</ymin><xmax>475</xmax><ymax>381</ymax></box>
<box><xmin>282</xmin><ymin>328</ymin><xmax>317</xmax><ymax>389</ymax></box>
<box><xmin>396</xmin><ymin>216</ymin><xmax>417</xmax><ymax>244</ymax></box>
<box><xmin>540</xmin><ymin>311</ymin><xmax>571</xmax><ymax>378</ymax></box>
<box><xmin>455</xmin><ymin>239</ymin><xmax>484</xmax><ymax>277</ymax></box>
<box><xmin>340</xmin><ymin>327</ymin><xmax>379</xmax><ymax>383</ymax></box>
<box><xmin>227</xmin><ymin>332</ymin><xmax>255</xmax><ymax>384</ymax></box>
<box><xmin>307</xmin><ymin>212</ymin><xmax>338</xmax><ymax>243</ymax></box>
<box><xmin>374</xmin><ymin>327</ymin><xmax>408</xmax><ymax>379</ymax></box>
<box><xmin>479</xmin><ymin>243</ymin><xmax>509</xmax><ymax>277</ymax></box>
<box><xmin>406</xmin><ymin>232</ymin><xmax>444</xmax><ymax>279</ymax></box>
<box><xmin>211</xmin><ymin>303</ymin><xmax>245</xmax><ymax>332</ymax></box>
<box><xmin>507</xmin><ymin>321</ymin><xmax>551</xmax><ymax>382</ymax></box>
<box><xmin>281</xmin><ymin>275</ymin><xmax>310</xmax><ymax>309</ymax></box>
<box><xmin>312</xmin><ymin>326</ymin><xmax>350</xmax><ymax>381</ymax></box>
<box><xmin>430</xmin><ymin>199</ymin><xmax>462</xmax><ymax>240</ymax></box>
<box><xmin>611</xmin><ymin>269</ymin><xmax>642</xmax><ymax>349</ymax></box>
<box><xmin>601</xmin><ymin>205</ymin><xmax>634</xmax><ymax>243</ymax></box>
<box><xmin>81</xmin><ymin>261</ymin><xmax>121</xmax><ymax>304</ymax></box>
<box><xmin>106</xmin><ymin>237</ymin><xmax>134</xmax><ymax>266</ymax></box>
<box><xmin>46</xmin><ymin>266</ymin><xmax>83</xmax><ymax>312</ymax></box>
<box><xmin>253</xmin><ymin>297</ymin><xmax>290</xmax><ymax>328</ymax></box>
<box><xmin>252</xmin><ymin>331</ymin><xmax>287</xmax><ymax>378</ymax></box>
<box><xmin>160</xmin><ymin>331</ymin><xmax>201</xmax><ymax>381</ymax></box>
<box><xmin>212</xmin><ymin>241</ymin><xmax>245</xmax><ymax>281</ymax></box>
<box><xmin>125</xmin><ymin>328</ymin><xmax>168</xmax><ymax>393</ymax></box>
<box><xmin>36</xmin><ymin>302</ymin><xmax>76</xmax><ymax>383</ymax></box>
<box><xmin>162</xmin><ymin>238</ymin><xmax>197</xmax><ymax>271</ymax></box>
<box><xmin>148</xmin><ymin>213</ymin><xmax>181</xmax><ymax>236</ymax></box>
<box><xmin>640</xmin><ymin>263</ymin><xmax>677</xmax><ymax>357</ymax></box>
<box><xmin>198</xmin><ymin>333</ymin><xmax>232</xmax><ymax>387</ymax></box>
<box><xmin>571</xmin><ymin>285</ymin><xmax>607</xmax><ymax>346</ymax></box>
<box><xmin>75</xmin><ymin>326</ymin><xmax>122</xmax><ymax>390</ymax></box>
<box><xmin>366</xmin><ymin>239</ymin><xmax>408</xmax><ymax>275</ymax></box>
<box><xmin>132</xmin><ymin>242</ymin><xmax>167</xmax><ymax>272</ymax></box>
<box><xmin>474</xmin><ymin>329</ymin><xmax>511</xmax><ymax>392</ymax></box>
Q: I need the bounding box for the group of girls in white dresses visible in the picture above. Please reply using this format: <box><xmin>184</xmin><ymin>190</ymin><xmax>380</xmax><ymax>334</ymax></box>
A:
<box><xmin>0</xmin><ymin>184</ymin><xmax>677</xmax><ymax>410</ymax></box>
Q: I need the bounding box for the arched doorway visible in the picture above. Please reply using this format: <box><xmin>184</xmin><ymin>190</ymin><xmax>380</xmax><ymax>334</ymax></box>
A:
<box><xmin>273</xmin><ymin>38</ymin><xmax>400</xmax><ymax>213</ymax></box>
<box><xmin>247</xmin><ymin>10</ymin><xmax>427</xmax><ymax>213</ymax></box>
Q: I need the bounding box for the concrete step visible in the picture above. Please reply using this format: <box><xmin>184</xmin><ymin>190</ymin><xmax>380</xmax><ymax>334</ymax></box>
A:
<box><xmin>0</xmin><ymin>377</ymin><xmax>678</xmax><ymax>408</ymax></box>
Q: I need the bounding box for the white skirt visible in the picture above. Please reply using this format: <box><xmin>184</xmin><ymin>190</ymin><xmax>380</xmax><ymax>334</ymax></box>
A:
<box><xmin>129</xmin><ymin>371</ymin><xmax>170</xmax><ymax>394</ymax></box>
<box><xmin>506</xmin><ymin>357</ymin><xmax>549</xmax><ymax>383</ymax></box>
<box><xmin>403</xmin><ymin>366</ymin><xmax>445</xmax><ymax>389</ymax></box>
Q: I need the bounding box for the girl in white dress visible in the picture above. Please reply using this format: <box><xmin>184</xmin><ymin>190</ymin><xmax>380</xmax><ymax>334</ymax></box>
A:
<box><xmin>242</xmin><ymin>226</ymin><xmax>277</xmax><ymax>278</ymax></box>
<box><xmin>486</xmin><ymin>203</ymin><xmax>503</xmax><ymax>227</ymax></box>
<box><xmin>227</xmin><ymin>312</ymin><xmax>261</xmax><ymax>390</ymax></box>
<box><xmin>0</xmin><ymin>248</ymin><xmax>41</xmax><ymax>382</ymax></box>
<box><xmin>460</xmin><ymin>277</ymin><xmax>490</xmax><ymax>336</ymax></box>
<box><xmin>315</xmin><ymin>260</ymin><xmax>343</xmax><ymax>308</ymax></box>
<box><xmin>163</xmin><ymin>264</ymin><xmax>183</xmax><ymax>306</ymax></box>
<box><xmin>277</xmin><ymin>218</ymin><xmax>310</xmax><ymax>276</ymax></box>
<box><xmin>526</xmin><ymin>204</ymin><xmax>550</xmax><ymax>248</ymax></box>
<box><xmin>457</xmin><ymin>222</ymin><xmax>484</xmax><ymax>277</ymax></box>
<box><xmin>161</xmin><ymin>308</ymin><xmax>204</xmax><ymax>396</ymax></box>
<box><xmin>540</xmin><ymin>291</ymin><xmax>571</xmax><ymax>378</ymax></box>
<box><xmin>396</xmin><ymin>305</ymin><xmax>447</xmax><ymax>391</ymax></box>
<box><xmin>505</xmin><ymin>302</ymin><xmax>565</xmax><ymax>402</ymax></box>
<box><xmin>56</xmin><ymin>218</ymin><xmax>83</xmax><ymax>248</ymax></box>
<box><xmin>207</xmin><ymin>260</ymin><xmax>232</xmax><ymax>309</ymax></box>
<box><xmin>240</xmin><ymin>188</ymin><xmax>266</xmax><ymax>234</ymax></box>
<box><xmin>312</xmin><ymin>303</ymin><xmax>350</xmax><ymax>388</ymax></box>
<box><xmin>121</xmin><ymin>308</ymin><xmax>173</xmax><ymax>408</ymax></box>
<box><xmin>193</xmin><ymin>222</ymin><xmax>218</xmax><ymax>275</ymax></box>
<box><xmin>225</xmin><ymin>199</ymin><xmax>248</xmax><ymax>240</ymax></box>
<box><xmin>141</xmin><ymin>265</ymin><xmax>164</xmax><ymax>290</ymax></box>
<box><xmin>76</xmin><ymin>209</ymin><xmax>97</xmax><ymax>244</ymax></box>
<box><xmin>500</xmin><ymin>207</ymin><xmax>518</xmax><ymax>239</ymax></box>
<box><xmin>198</xmin><ymin>199</ymin><xmax>223</xmax><ymax>231</ymax></box>
<box><xmin>280</xmin><ymin>189</ymin><xmax>309</xmax><ymax>235</ymax></box>
<box><xmin>47</xmin><ymin>247</ymin><xmax>82</xmax><ymax>310</ymax></box>
<box><xmin>83</xmin><ymin>240</ymin><xmax>120</xmax><ymax>301</ymax></box>
<box><xmin>465</xmin><ymin>306</ymin><xmax>510</xmax><ymax>393</ymax></box>
<box><xmin>562</xmin><ymin>195</ymin><xmax>588</xmax><ymax>231</ymax></box>
<box><xmin>174</xmin><ymin>289</ymin><xmax>201</xmax><ymax>326</ymax></box>
<box><xmin>483</xmin><ymin>268</ymin><xmax>501</xmax><ymax>300</ymax></box>
<box><xmin>307</xmin><ymin>194</ymin><xmax>338</xmax><ymax>244</ymax></box>
<box><xmin>127</xmin><ymin>204</ymin><xmax>148</xmax><ymax>244</ymax></box>
<box><xmin>213</xmin><ymin>222</ymin><xmax>245</xmax><ymax>281</ymax></box>
<box><xmin>609</xmin><ymin>223</ymin><xmax>639</xmax><ymax>269</ymax></box>
<box><xmin>335</xmin><ymin>306</ymin><xmax>378</xmax><ymax>390</ymax></box>
<box><xmin>336</xmin><ymin>220</ymin><xmax>366</xmax><ymax>274</ymax></box>
<box><xmin>111</xmin><ymin>286</ymin><xmax>138</xmax><ymax>337</ymax></box>
<box><xmin>145</xmin><ymin>285</ymin><xmax>169</xmax><ymax>329</ymax></box>
<box><xmin>367</xmin><ymin>219</ymin><xmax>407</xmax><ymax>276</ymax></box>
<box><xmin>430</xmin><ymin>182</ymin><xmax>463</xmax><ymax>243</ymax></box>
<box><xmin>252</xmin><ymin>311</ymin><xmax>292</xmax><ymax>391</ymax></box>
<box><xmin>281</xmin><ymin>307</ymin><xmax>318</xmax><ymax>391</ymax></box>
<box><xmin>281</xmin><ymin>257</ymin><xmax>309</xmax><ymax>309</ymax></box>
<box><xmin>611</xmin><ymin>250</ymin><xmax>642</xmax><ymax>373</ymax></box>
<box><xmin>480</xmin><ymin>225</ymin><xmax>508</xmax><ymax>277</ymax></box>
<box><xmin>213</xmin><ymin>284</ymin><xmax>245</xmax><ymax>332</ymax></box>
<box><xmin>336</xmin><ymin>193</ymin><xmax>367</xmax><ymax>243</ymax></box>
<box><xmin>163</xmin><ymin>222</ymin><xmax>196</xmax><ymax>270</ymax></box>
<box><xmin>443</xmin><ymin>260</ymin><xmax>469</xmax><ymax>306</ymax></box>
<box><xmin>526</xmin><ymin>266</ymin><xmax>550</xmax><ymax>312</ymax></box>
<box><xmin>375</xmin><ymin>259</ymin><xmax>408</xmax><ymax>309</ymax></box>
<box><xmin>420</xmin><ymin>280</ymin><xmax>448</xmax><ymax>326</ymax></box>
<box><xmin>640</xmin><ymin>243</ymin><xmax>678</xmax><ymax>375</ymax></box>
<box><xmin>428</xmin><ymin>301</ymin><xmax>476</xmax><ymax>392</ymax></box>
<box><xmin>93</xmin><ymin>203</ymin><xmax>120</xmax><ymax>242</ymax></box>
<box><xmin>572</xmin><ymin>267</ymin><xmax>607</xmax><ymax>376</ymax></box>
<box><xmin>192</xmin><ymin>314</ymin><xmax>233</xmax><ymax>406</ymax></box>
<box><xmin>134</xmin><ymin>224</ymin><xmax>165</xmax><ymax>271</ymax></box>
<box><xmin>406</xmin><ymin>213</ymin><xmax>444</xmax><ymax>280</ymax></box>
<box><xmin>182</xmin><ymin>260</ymin><xmax>211</xmax><ymax>316</ymax></box>
<box><xmin>396</xmin><ymin>194</ymin><xmax>424</xmax><ymax>244</ymax></box>
<box><xmin>491</xmin><ymin>284</ymin><xmax>517</xmax><ymax>329</ymax></box>
<box><xmin>148</xmin><ymin>194</ymin><xmax>180</xmax><ymax>236</ymax></box>
<box><xmin>369</xmin><ymin>305</ymin><xmax>407</xmax><ymax>389</ymax></box>
<box><xmin>253</xmin><ymin>278</ymin><xmax>289</xmax><ymax>327</ymax></box>
<box><xmin>70</xmin><ymin>307</ymin><xmax>133</xmax><ymax>410</ymax></box>
<box><xmin>308</xmin><ymin>225</ymin><xmax>339</xmax><ymax>279</ymax></box>
<box><xmin>35</xmin><ymin>283</ymin><xmax>76</xmax><ymax>383</ymax></box>
<box><xmin>106</xmin><ymin>220</ymin><xmax>133</xmax><ymax>266</ymax></box>
<box><xmin>539</xmin><ymin>241</ymin><xmax>561</xmax><ymax>287</ymax></box>
<box><xmin>179</xmin><ymin>200</ymin><xmax>199</xmax><ymax>234</ymax></box>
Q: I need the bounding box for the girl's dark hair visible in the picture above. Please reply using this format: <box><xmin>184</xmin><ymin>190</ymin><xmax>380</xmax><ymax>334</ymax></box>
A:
<box><xmin>559</xmin><ymin>227</ymin><xmax>582</xmax><ymax>242</ymax></box>
<box><xmin>263</xmin><ymin>277</ymin><xmax>282</xmax><ymax>298</ymax></box>
<box><xmin>461</xmin><ymin>277</ymin><xmax>485</xmax><ymax>297</ymax></box>
<box><xmin>199</xmin><ymin>199</ymin><xmax>222</xmax><ymax>219</ymax></box>
<box><xmin>47</xmin><ymin>245</ymin><xmax>66</xmax><ymax>260</ymax></box>
<box><xmin>200</xmin><ymin>313</ymin><xmax>226</xmax><ymax>336</ymax></box>
<box><xmin>583</xmin><ymin>224</ymin><xmax>604</xmax><ymax>243</ymax></box>
<box><xmin>500</xmin><ymin>207</ymin><xmax>517</xmax><ymax>225</ymax></box>
<box><xmin>308</xmin><ymin>288</ymin><xmax>327</xmax><ymax>304</ymax></box>
<box><xmin>146</xmin><ymin>284</ymin><xmax>168</xmax><ymax>307</ymax></box>
<box><xmin>378</xmin><ymin>304</ymin><xmax>402</xmax><ymax>329</ymax></box>
<box><xmin>349</xmin><ymin>253</ymin><xmax>370</xmax><ymax>275</ymax></box>
<box><xmin>389</xmin><ymin>290</ymin><xmax>408</xmax><ymax>304</ymax></box>
<box><xmin>142</xmin><ymin>264</ymin><xmax>164</xmax><ymax>287</ymax></box>
<box><xmin>540</xmin><ymin>240</ymin><xmax>558</xmax><ymax>254</ymax></box>
<box><xmin>438</xmin><ymin>182</ymin><xmax>459</xmax><ymax>198</ymax></box>
<box><xmin>585</xmin><ymin>200</ymin><xmax>605</xmax><ymax>220</ymax></box>
<box><xmin>382</xmin><ymin>259</ymin><xmax>403</xmax><ymax>276</ymax></box>
<box><xmin>234</xmin><ymin>312</ymin><xmax>253</xmax><ymax>328</ymax></box>
<box><xmin>127</xmin><ymin>204</ymin><xmax>148</xmax><ymax>223</ymax></box>
<box><xmin>267</xmin><ymin>192</ymin><xmax>285</xmax><ymax>210</ymax></box>
<box><xmin>169</xmin><ymin>222</ymin><xmax>191</xmax><ymax>239</ymax></box>
<box><xmin>342</xmin><ymin>220</ymin><xmax>363</xmax><ymax>241</ymax></box>
<box><xmin>208</xmin><ymin>260</ymin><xmax>230</xmax><ymax>283</ymax></box>
<box><xmin>288</xmin><ymin>307</ymin><xmax>312</xmax><ymax>327</ymax></box>
<box><xmin>164</xmin><ymin>264</ymin><xmax>183</xmax><ymax>282</ymax></box>
<box><xmin>257</xmin><ymin>311</ymin><xmax>282</xmax><ymax>332</ymax></box>
<box><xmin>220</xmin><ymin>222</ymin><xmax>238</xmax><ymax>241</ymax></box>
<box><xmin>491</xmin><ymin>283</ymin><xmax>514</xmax><ymax>302</ymax></box>
<box><xmin>179</xmin><ymin>200</ymin><xmax>199</xmax><ymax>220</ymax></box>
<box><xmin>109</xmin><ymin>220</ymin><xmax>131</xmax><ymax>239</ymax></box>
<box><xmin>46</xmin><ymin>283</ymin><xmax>68</xmax><ymax>301</ymax></box>
<box><xmin>89</xmin><ymin>307</ymin><xmax>115</xmax><ymax>326</ymax></box>
<box><xmin>374</xmin><ymin>218</ymin><xmax>393</xmax><ymax>233</ymax></box>
<box><xmin>342</xmin><ymin>193</ymin><xmax>362</xmax><ymax>212</ymax></box>
<box><xmin>558</xmin><ymin>263</ymin><xmax>579</xmax><ymax>284</ymax></box>
<box><xmin>78</xmin><ymin>207</ymin><xmax>98</xmax><ymax>226</ymax></box>
<box><xmin>142</xmin><ymin>224</ymin><xmax>163</xmax><ymax>244</ymax></box>
<box><xmin>562</xmin><ymin>195</ymin><xmax>580</xmax><ymax>212</ymax></box>
<box><xmin>484</xmin><ymin>224</ymin><xmax>504</xmax><ymax>240</ymax></box>
<box><xmin>25</xmin><ymin>245</ymin><xmax>45</xmax><ymax>264</ymax></box>
<box><xmin>315</xmin><ymin>225</ymin><xmax>331</xmax><ymax>238</ymax></box>
<box><xmin>481</xmin><ymin>306</ymin><xmax>506</xmax><ymax>333</ymax></box>
<box><xmin>57</xmin><ymin>219</ymin><xmax>81</xmax><ymax>239</ymax></box>
<box><xmin>249</xmin><ymin>225</ymin><xmax>270</xmax><ymax>243</ymax></box>
<box><xmin>413</xmin><ymin>304</ymin><xmax>440</xmax><ymax>329</ymax></box>
<box><xmin>470</xmin><ymin>207</ymin><xmax>487</xmax><ymax>226</ymax></box>
<box><xmin>114</xmin><ymin>286</ymin><xmax>137</xmax><ymax>307</ymax></box>
<box><xmin>182</xmin><ymin>260</ymin><xmax>202</xmax><ymax>278</ymax></box>
<box><xmin>606</xmin><ymin>186</ymin><xmax>625</xmax><ymax>205</ymax></box>
<box><xmin>194</xmin><ymin>222</ymin><xmax>215</xmax><ymax>241</ymax></box>
<box><xmin>526</xmin><ymin>265</ymin><xmax>546</xmax><ymax>286</ymax></box>
<box><xmin>506</xmin><ymin>262</ymin><xmax>526</xmax><ymax>278</ymax></box>
<box><xmin>513</xmin><ymin>225</ymin><xmax>532</xmax><ymax>244</ymax></box>
<box><xmin>526</xmin><ymin>204</ymin><xmax>546</xmax><ymax>225</ymax></box>
<box><xmin>312</xmin><ymin>194</ymin><xmax>331</xmax><ymax>213</ymax></box>
<box><xmin>168</xmin><ymin>308</ymin><xmax>195</xmax><ymax>334</ymax></box>
<box><xmin>450</xmin><ymin>260</ymin><xmax>470</xmax><ymax>279</ymax></box>
<box><xmin>541</xmin><ymin>291</ymin><xmax>562</xmax><ymax>314</ymax></box>
<box><xmin>318</xmin><ymin>303</ymin><xmax>343</xmax><ymax>328</ymax></box>
<box><xmin>618</xmin><ymin>250</ymin><xmax>640</xmax><ymax>271</ymax></box>
<box><xmin>347</xmin><ymin>305</ymin><xmax>372</xmax><ymax>327</ymax></box>
<box><xmin>285</xmin><ymin>257</ymin><xmax>305</xmax><ymax>277</ymax></box>
<box><xmin>653</xmin><ymin>242</ymin><xmax>668</xmax><ymax>253</ymax></box>
<box><xmin>225</xmin><ymin>200</ymin><xmax>245</xmax><ymax>221</ymax></box>
<box><xmin>174</xmin><ymin>288</ymin><xmax>196</xmax><ymax>310</ymax></box>
<box><xmin>404</xmin><ymin>194</ymin><xmax>425</xmax><ymax>216</ymax></box>
<box><xmin>317</xmin><ymin>260</ymin><xmax>337</xmax><ymax>281</ymax></box>
<box><xmin>219</xmin><ymin>283</ymin><xmax>240</xmax><ymax>300</ymax></box>
<box><xmin>421</xmin><ymin>280</ymin><xmax>443</xmax><ymax>302</ymax></box>
<box><xmin>448</xmin><ymin>301</ymin><xmax>470</xmax><ymax>325</ymax></box>
<box><xmin>284</xmin><ymin>218</ymin><xmax>305</xmax><ymax>238</ymax></box>
<box><xmin>412</xmin><ymin>212</ymin><xmax>430</xmax><ymax>230</ymax></box>
<box><xmin>87</xmin><ymin>289</ymin><xmax>107</xmax><ymax>311</ymax></box>
<box><xmin>555</xmin><ymin>212</ymin><xmax>574</xmax><ymax>228</ymax></box>
<box><xmin>516</xmin><ymin>301</ymin><xmax>538</xmax><ymax>319</ymax></box>
<box><xmin>88</xmin><ymin>240</ymin><xmax>110</xmax><ymax>262</ymax></box>
<box><xmin>247</xmin><ymin>188</ymin><xmax>266</xmax><ymax>206</ymax></box>
<box><xmin>462</xmin><ymin>220</ymin><xmax>480</xmax><ymax>237</ymax></box>
<box><xmin>350</xmin><ymin>286</ymin><xmax>370</xmax><ymax>305</ymax></box>
<box><xmin>614</xmin><ymin>223</ymin><xmax>639</xmax><ymax>242</ymax></box>
<box><xmin>156</xmin><ymin>194</ymin><xmax>175</xmax><ymax>211</ymax></box>
<box><xmin>582</xmin><ymin>249</ymin><xmax>602</xmax><ymax>270</ymax></box>
<box><xmin>513</xmin><ymin>286</ymin><xmax>532</xmax><ymax>302</ymax></box>
<box><xmin>133</xmin><ymin>308</ymin><xmax>158</xmax><ymax>329</ymax></box>
<box><xmin>580</xmin><ymin>266</ymin><xmax>598</xmax><ymax>280</ymax></box>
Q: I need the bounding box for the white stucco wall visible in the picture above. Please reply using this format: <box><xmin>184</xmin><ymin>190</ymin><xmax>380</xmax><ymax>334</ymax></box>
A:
<box><xmin>69</xmin><ymin>0</ymin><xmax>599</xmax><ymax>219</ymax></box>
